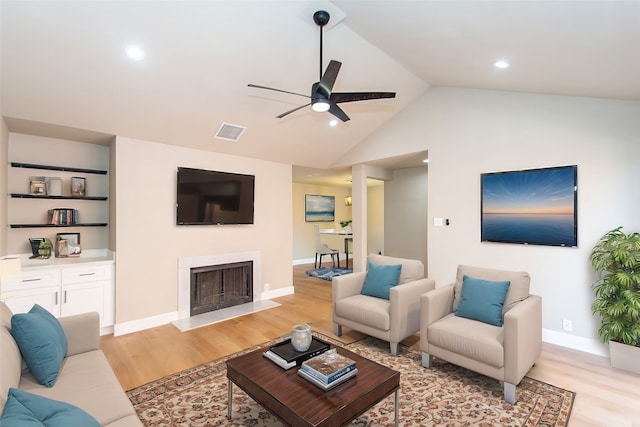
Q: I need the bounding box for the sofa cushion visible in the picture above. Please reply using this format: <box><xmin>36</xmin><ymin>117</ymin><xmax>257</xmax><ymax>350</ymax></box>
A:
<box><xmin>361</xmin><ymin>261</ymin><xmax>402</xmax><ymax>300</ymax></box>
<box><xmin>0</xmin><ymin>387</ymin><xmax>100</xmax><ymax>426</ymax></box>
<box><xmin>19</xmin><ymin>350</ymin><xmax>139</xmax><ymax>426</ymax></box>
<box><xmin>453</xmin><ymin>265</ymin><xmax>530</xmax><ymax>315</ymax></box>
<box><xmin>428</xmin><ymin>313</ymin><xmax>504</xmax><ymax>368</ymax></box>
<box><xmin>1</xmin><ymin>303</ymin><xmax>22</xmax><ymax>414</ymax></box>
<box><xmin>335</xmin><ymin>294</ymin><xmax>390</xmax><ymax>331</ymax></box>
<box><xmin>10</xmin><ymin>305</ymin><xmax>68</xmax><ymax>387</ymax></box>
<box><xmin>455</xmin><ymin>275</ymin><xmax>511</xmax><ymax>326</ymax></box>
<box><xmin>367</xmin><ymin>254</ymin><xmax>424</xmax><ymax>285</ymax></box>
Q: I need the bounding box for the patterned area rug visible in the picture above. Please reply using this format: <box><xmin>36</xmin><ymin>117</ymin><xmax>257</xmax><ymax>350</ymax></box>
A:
<box><xmin>127</xmin><ymin>334</ymin><xmax>574</xmax><ymax>426</ymax></box>
<box><xmin>305</xmin><ymin>267</ymin><xmax>353</xmax><ymax>281</ymax></box>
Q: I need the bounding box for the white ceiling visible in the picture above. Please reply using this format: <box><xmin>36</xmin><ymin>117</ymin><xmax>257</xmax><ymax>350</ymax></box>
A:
<box><xmin>2</xmin><ymin>1</ymin><xmax>638</xmax><ymax>186</ymax></box>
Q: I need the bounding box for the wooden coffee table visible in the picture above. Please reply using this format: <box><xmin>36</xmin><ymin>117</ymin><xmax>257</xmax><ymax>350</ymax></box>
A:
<box><xmin>226</xmin><ymin>343</ymin><xmax>400</xmax><ymax>426</ymax></box>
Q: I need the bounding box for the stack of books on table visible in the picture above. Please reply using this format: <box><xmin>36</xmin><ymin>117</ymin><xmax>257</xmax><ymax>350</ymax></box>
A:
<box><xmin>298</xmin><ymin>349</ymin><xmax>357</xmax><ymax>391</ymax></box>
<box><xmin>263</xmin><ymin>337</ymin><xmax>330</xmax><ymax>370</ymax></box>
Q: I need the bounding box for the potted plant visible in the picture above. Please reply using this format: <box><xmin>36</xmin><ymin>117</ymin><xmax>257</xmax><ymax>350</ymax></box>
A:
<box><xmin>339</xmin><ymin>220</ymin><xmax>352</xmax><ymax>233</ymax></box>
<box><xmin>38</xmin><ymin>238</ymin><xmax>53</xmax><ymax>259</ymax></box>
<box><xmin>590</xmin><ymin>226</ymin><xmax>640</xmax><ymax>373</ymax></box>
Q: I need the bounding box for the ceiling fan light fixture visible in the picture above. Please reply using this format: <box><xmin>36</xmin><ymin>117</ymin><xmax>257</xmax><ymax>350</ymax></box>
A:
<box><xmin>312</xmin><ymin>100</ymin><xmax>330</xmax><ymax>112</ymax></box>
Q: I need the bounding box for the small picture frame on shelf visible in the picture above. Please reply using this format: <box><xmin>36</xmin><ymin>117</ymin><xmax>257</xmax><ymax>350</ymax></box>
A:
<box><xmin>28</xmin><ymin>238</ymin><xmax>45</xmax><ymax>256</ymax></box>
<box><xmin>71</xmin><ymin>177</ymin><xmax>86</xmax><ymax>197</ymax></box>
<box><xmin>56</xmin><ymin>239</ymin><xmax>69</xmax><ymax>258</ymax></box>
<box><xmin>56</xmin><ymin>232</ymin><xmax>81</xmax><ymax>257</ymax></box>
<box><xmin>30</xmin><ymin>176</ymin><xmax>47</xmax><ymax>196</ymax></box>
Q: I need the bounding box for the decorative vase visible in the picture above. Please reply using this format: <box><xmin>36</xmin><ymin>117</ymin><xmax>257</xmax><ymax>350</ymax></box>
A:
<box><xmin>291</xmin><ymin>323</ymin><xmax>312</xmax><ymax>352</ymax></box>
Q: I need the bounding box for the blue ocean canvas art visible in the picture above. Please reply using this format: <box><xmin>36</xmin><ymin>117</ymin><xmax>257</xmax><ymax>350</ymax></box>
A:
<box><xmin>305</xmin><ymin>194</ymin><xmax>335</xmax><ymax>222</ymax></box>
<box><xmin>481</xmin><ymin>166</ymin><xmax>577</xmax><ymax>247</ymax></box>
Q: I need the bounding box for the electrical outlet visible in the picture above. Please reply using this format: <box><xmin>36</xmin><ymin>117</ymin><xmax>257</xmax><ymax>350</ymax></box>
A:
<box><xmin>264</xmin><ymin>283</ymin><xmax>269</xmax><ymax>292</ymax></box>
<box><xmin>562</xmin><ymin>319</ymin><xmax>573</xmax><ymax>332</ymax></box>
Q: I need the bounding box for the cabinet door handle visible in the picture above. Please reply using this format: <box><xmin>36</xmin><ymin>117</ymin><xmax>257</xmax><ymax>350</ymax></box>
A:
<box><xmin>63</xmin><ymin>291</ymin><xmax>67</xmax><ymax>304</ymax></box>
<box><xmin>79</xmin><ymin>272</ymin><xmax>96</xmax><ymax>277</ymax></box>
<box><xmin>54</xmin><ymin>291</ymin><xmax>58</xmax><ymax>305</ymax></box>
<box><xmin>22</xmin><ymin>278</ymin><xmax>42</xmax><ymax>282</ymax></box>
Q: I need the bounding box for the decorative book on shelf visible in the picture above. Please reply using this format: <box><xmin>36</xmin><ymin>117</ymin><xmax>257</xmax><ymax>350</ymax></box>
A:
<box><xmin>263</xmin><ymin>336</ymin><xmax>330</xmax><ymax>370</ymax></box>
<box><xmin>299</xmin><ymin>349</ymin><xmax>357</xmax><ymax>384</ymax></box>
<box><xmin>48</xmin><ymin>208</ymin><xmax>78</xmax><ymax>225</ymax></box>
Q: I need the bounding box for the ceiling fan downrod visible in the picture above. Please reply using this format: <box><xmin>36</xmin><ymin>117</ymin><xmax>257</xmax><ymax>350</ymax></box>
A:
<box><xmin>313</xmin><ymin>10</ymin><xmax>330</xmax><ymax>81</ymax></box>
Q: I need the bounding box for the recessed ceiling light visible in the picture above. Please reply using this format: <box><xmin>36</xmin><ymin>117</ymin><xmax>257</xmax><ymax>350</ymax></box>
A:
<box><xmin>125</xmin><ymin>45</ymin><xmax>145</xmax><ymax>61</ymax></box>
<box><xmin>494</xmin><ymin>60</ymin><xmax>510</xmax><ymax>69</ymax></box>
<box><xmin>422</xmin><ymin>158</ymin><xmax>429</xmax><ymax>163</ymax></box>
<box><xmin>329</xmin><ymin>119</ymin><xmax>338</xmax><ymax>127</ymax></box>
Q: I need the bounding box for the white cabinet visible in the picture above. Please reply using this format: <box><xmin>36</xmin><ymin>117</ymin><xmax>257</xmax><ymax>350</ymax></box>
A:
<box><xmin>1</xmin><ymin>262</ymin><xmax>114</xmax><ymax>332</ymax></box>
<box><xmin>1</xmin><ymin>286</ymin><xmax>60</xmax><ymax>316</ymax></box>
<box><xmin>1</xmin><ymin>268</ymin><xmax>61</xmax><ymax>315</ymax></box>
<box><xmin>61</xmin><ymin>264</ymin><xmax>114</xmax><ymax>327</ymax></box>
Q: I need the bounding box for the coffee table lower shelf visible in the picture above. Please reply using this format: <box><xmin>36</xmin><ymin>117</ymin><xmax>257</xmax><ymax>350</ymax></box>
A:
<box><xmin>226</xmin><ymin>344</ymin><xmax>400</xmax><ymax>427</ymax></box>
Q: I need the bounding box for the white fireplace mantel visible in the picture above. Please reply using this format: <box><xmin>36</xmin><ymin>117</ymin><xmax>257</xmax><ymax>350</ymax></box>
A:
<box><xmin>178</xmin><ymin>251</ymin><xmax>261</xmax><ymax>320</ymax></box>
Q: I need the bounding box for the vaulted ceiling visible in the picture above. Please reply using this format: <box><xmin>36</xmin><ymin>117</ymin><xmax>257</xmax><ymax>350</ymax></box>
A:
<box><xmin>2</xmin><ymin>1</ymin><xmax>638</xmax><ymax>185</ymax></box>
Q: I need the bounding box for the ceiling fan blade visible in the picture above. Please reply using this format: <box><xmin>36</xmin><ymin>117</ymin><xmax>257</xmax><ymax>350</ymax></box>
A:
<box><xmin>328</xmin><ymin>103</ymin><xmax>350</xmax><ymax>122</ymax></box>
<box><xmin>318</xmin><ymin>60</ymin><xmax>342</xmax><ymax>97</ymax></box>
<box><xmin>248</xmin><ymin>84</ymin><xmax>310</xmax><ymax>99</ymax></box>
<box><xmin>331</xmin><ymin>91</ymin><xmax>396</xmax><ymax>104</ymax></box>
<box><xmin>276</xmin><ymin>103</ymin><xmax>311</xmax><ymax>119</ymax></box>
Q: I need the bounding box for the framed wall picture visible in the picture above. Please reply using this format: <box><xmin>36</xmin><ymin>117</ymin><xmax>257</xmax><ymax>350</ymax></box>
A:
<box><xmin>481</xmin><ymin>165</ymin><xmax>577</xmax><ymax>247</ymax></box>
<box><xmin>71</xmin><ymin>177</ymin><xmax>86</xmax><ymax>197</ymax></box>
<box><xmin>305</xmin><ymin>194</ymin><xmax>335</xmax><ymax>222</ymax></box>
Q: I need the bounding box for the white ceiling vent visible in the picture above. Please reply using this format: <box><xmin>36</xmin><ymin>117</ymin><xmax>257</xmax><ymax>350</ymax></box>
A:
<box><xmin>214</xmin><ymin>122</ymin><xmax>246</xmax><ymax>142</ymax></box>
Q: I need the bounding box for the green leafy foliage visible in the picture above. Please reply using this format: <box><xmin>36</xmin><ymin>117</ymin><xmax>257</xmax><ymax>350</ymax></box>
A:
<box><xmin>590</xmin><ymin>227</ymin><xmax>640</xmax><ymax>347</ymax></box>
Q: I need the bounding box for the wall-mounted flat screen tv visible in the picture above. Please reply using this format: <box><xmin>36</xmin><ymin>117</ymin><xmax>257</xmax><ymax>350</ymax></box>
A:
<box><xmin>176</xmin><ymin>167</ymin><xmax>255</xmax><ymax>225</ymax></box>
<box><xmin>481</xmin><ymin>165</ymin><xmax>577</xmax><ymax>247</ymax></box>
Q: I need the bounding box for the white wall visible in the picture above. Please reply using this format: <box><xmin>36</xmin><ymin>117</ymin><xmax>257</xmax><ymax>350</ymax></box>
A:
<box><xmin>366</xmin><ymin>185</ymin><xmax>384</xmax><ymax>256</ymax></box>
<box><xmin>384</xmin><ymin>167</ymin><xmax>428</xmax><ymax>267</ymax></box>
<box><xmin>338</xmin><ymin>87</ymin><xmax>640</xmax><ymax>355</ymax></box>
<box><xmin>113</xmin><ymin>136</ymin><xmax>293</xmax><ymax>326</ymax></box>
<box><xmin>0</xmin><ymin>119</ymin><xmax>8</xmax><ymax>255</ymax></box>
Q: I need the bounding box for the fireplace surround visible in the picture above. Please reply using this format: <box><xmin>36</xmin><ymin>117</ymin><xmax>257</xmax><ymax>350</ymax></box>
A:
<box><xmin>178</xmin><ymin>251</ymin><xmax>262</xmax><ymax>321</ymax></box>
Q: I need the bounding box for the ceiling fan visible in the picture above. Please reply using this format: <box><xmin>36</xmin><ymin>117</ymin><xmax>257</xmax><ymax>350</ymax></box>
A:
<box><xmin>248</xmin><ymin>10</ymin><xmax>396</xmax><ymax>122</ymax></box>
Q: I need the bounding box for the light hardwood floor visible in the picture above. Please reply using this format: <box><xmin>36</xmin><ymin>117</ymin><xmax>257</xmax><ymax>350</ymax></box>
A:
<box><xmin>101</xmin><ymin>263</ymin><xmax>640</xmax><ymax>427</ymax></box>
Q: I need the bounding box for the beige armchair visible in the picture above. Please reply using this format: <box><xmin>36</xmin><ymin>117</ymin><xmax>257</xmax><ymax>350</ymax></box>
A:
<box><xmin>333</xmin><ymin>254</ymin><xmax>435</xmax><ymax>355</ymax></box>
<box><xmin>420</xmin><ymin>265</ymin><xmax>542</xmax><ymax>404</ymax></box>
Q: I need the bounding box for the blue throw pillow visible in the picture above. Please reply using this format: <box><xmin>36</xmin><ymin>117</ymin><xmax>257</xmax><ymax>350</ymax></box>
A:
<box><xmin>0</xmin><ymin>388</ymin><xmax>100</xmax><ymax>427</ymax></box>
<box><xmin>10</xmin><ymin>304</ymin><xmax>68</xmax><ymax>387</ymax></box>
<box><xmin>455</xmin><ymin>275</ymin><xmax>511</xmax><ymax>326</ymax></box>
<box><xmin>361</xmin><ymin>261</ymin><xmax>402</xmax><ymax>300</ymax></box>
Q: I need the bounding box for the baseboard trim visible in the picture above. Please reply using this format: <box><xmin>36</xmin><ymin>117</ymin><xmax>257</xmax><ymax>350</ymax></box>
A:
<box><xmin>114</xmin><ymin>311</ymin><xmax>179</xmax><ymax>337</ymax></box>
<box><xmin>542</xmin><ymin>328</ymin><xmax>609</xmax><ymax>357</ymax></box>
<box><xmin>293</xmin><ymin>255</ymin><xmax>348</xmax><ymax>266</ymax></box>
<box><xmin>262</xmin><ymin>286</ymin><xmax>294</xmax><ymax>299</ymax></box>
<box><xmin>112</xmin><ymin>286</ymin><xmax>295</xmax><ymax>337</ymax></box>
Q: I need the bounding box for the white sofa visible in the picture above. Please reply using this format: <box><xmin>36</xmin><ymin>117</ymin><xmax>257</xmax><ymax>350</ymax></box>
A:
<box><xmin>0</xmin><ymin>301</ymin><xmax>142</xmax><ymax>426</ymax></box>
<box><xmin>333</xmin><ymin>254</ymin><xmax>435</xmax><ymax>355</ymax></box>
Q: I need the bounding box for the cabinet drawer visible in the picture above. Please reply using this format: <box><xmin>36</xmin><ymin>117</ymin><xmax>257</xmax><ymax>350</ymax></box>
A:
<box><xmin>3</xmin><ymin>268</ymin><xmax>61</xmax><ymax>291</ymax></box>
<box><xmin>62</xmin><ymin>264</ymin><xmax>113</xmax><ymax>284</ymax></box>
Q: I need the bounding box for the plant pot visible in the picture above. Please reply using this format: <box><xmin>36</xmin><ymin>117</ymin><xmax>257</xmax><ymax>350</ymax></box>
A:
<box><xmin>609</xmin><ymin>340</ymin><xmax>640</xmax><ymax>374</ymax></box>
<box><xmin>38</xmin><ymin>248</ymin><xmax>51</xmax><ymax>259</ymax></box>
